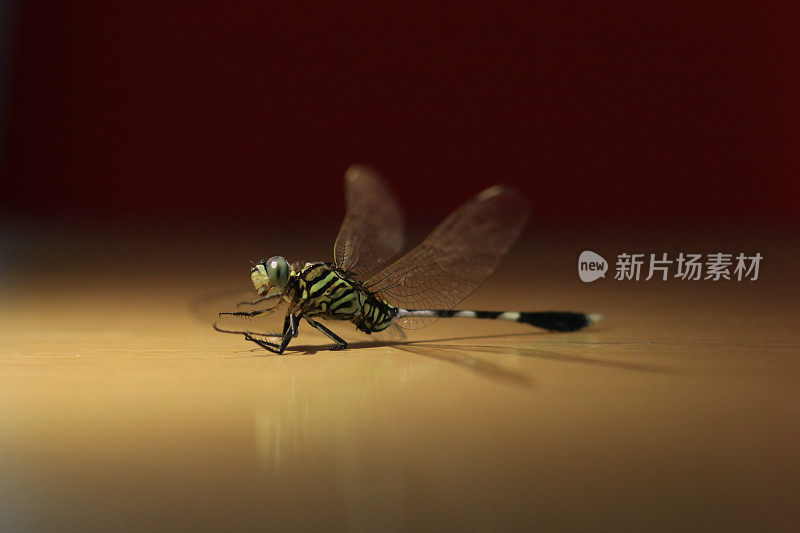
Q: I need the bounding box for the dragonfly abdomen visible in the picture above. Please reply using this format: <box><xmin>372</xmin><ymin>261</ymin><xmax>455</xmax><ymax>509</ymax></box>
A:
<box><xmin>396</xmin><ymin>309</ymin><xmax>598</xmax><ymax>332</ymax></box>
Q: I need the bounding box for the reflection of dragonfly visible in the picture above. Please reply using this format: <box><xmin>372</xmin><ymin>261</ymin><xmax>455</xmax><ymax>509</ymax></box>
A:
<box><xmin>214</xmin><ymin>166</ymin><xmax>598</xmax><ymax>354</ymax></box>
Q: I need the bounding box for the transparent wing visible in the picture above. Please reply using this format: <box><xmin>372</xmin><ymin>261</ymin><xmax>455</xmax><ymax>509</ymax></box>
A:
<box><xmin>333</xmin><ymin>165</ymin><xmax>404</xmax><ymax>275</ymax></box>
<box><xmin>365</xmin><ymin>185</ymin><xmax>529</xmax><ymax>329</ymax></box>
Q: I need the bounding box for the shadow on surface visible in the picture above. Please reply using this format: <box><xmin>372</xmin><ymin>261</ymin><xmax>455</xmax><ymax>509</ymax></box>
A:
<box><xmin>437</xmin><ymin>343</ymin><xmax>681</xmax><ymax>374</ymax></box>
<box><xmin>287</xmin><ymin>333</ymin><xmax>677</xmax><ymax>374</ymax></box>
<box><xmin>222</xmin><ymin>329</ymin><xmax>680</xmax><ymax>385</ymax></box>
<box><xmin>394</xmin><ymin>343</ymin><xmax>534</xmax><ymax>388</ymax></box>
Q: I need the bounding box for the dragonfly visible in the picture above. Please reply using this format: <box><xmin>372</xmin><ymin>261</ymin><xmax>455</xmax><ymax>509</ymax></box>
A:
<box><xmin>214</xmin><ymin>166</ymin><xmax>598</xmax><ymax>354</ymax></box>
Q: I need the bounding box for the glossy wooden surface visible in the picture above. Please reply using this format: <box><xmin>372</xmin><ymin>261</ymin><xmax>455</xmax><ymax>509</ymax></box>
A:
<box><xmin>1</xmin><ymin>225</ymin><xmax>798</xmax><ymax>530</ymax></box>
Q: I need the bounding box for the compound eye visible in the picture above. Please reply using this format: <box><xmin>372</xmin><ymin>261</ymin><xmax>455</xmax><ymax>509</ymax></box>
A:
<box><xmin>265</xmin><ymin>256</ymin><xmax>289</xmax><ymax>288</ymax></box>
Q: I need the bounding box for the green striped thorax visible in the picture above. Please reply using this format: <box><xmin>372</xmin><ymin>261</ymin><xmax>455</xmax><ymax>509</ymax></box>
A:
<box><xmin>251</xmin><ymin>256</ymin><xmax>291</xmax><ymax>295</ymax></box>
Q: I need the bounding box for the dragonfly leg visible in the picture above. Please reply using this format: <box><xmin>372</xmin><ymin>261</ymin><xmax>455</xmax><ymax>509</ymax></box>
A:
<box><xmin>243</xmin><ymin>314</ymin><xmax>299</xmax><ymax>354</ymax></box>
<box><xmin>305</xmin><ymin>318</ymin><xmax>348</xmax><ymax>351</ymax></box>
<box><xmin>283</xmin><ymin>314</ymin><xmax>299</xmax><ymax>337</ymax></box>
<box><xmin>221</xmin><ymin>294</ymin><xmax>282</xmax><ymax>318</ymax></box>
<box><xmin>236</xmin><ymin>292</ymin><xmax>282</xmax><ymax>308</ymax></box>
<box><xmin>219</xmin><ymin>307</ymin><xmax>277</xmax><ymax>318</ymax></box>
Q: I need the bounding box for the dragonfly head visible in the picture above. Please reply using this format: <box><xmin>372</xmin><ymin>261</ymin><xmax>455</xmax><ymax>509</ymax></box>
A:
<box><xmin>251</xmin><ymin>256</ymin><xmax>290</xmax><ymax>295</ymax></box>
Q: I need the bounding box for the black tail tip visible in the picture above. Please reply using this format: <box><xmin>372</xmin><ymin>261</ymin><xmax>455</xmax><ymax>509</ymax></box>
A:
<box><xmin>518</xmin><ymin>311</ymin><xmax>601</xmax><ymax>332</ymax></box>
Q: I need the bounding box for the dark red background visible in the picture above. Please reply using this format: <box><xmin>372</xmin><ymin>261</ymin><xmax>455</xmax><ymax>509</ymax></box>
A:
<box><xmin>2</xmin><ymin>2</ymin><xmax>798</xmax><ymax>224</ymax></box>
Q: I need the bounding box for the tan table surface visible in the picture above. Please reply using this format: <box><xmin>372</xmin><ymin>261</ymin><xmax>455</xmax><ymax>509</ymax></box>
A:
<box><xmin>1</xmin><ymin>225</ymin><xmax>798</xmax><ymax>531</ymax></box>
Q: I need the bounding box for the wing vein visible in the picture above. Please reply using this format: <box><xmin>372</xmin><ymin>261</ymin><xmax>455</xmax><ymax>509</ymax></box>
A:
<box><xmin>365</xmin><ymin>185</ymin><xmax>529</xmax><ymax>329</ymax></box>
